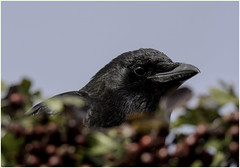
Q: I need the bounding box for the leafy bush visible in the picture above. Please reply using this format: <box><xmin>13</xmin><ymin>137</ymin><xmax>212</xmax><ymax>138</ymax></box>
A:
<box><xmin>1</xmin><ymin>78</ymin><xmax>239</xmax><ymax>166</ymax></box>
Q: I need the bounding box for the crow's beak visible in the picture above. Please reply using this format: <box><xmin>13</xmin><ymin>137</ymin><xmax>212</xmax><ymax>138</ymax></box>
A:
<box><xmin>148</xmin><ymin>63</ymin><xmax>200</xmax><ymax>84</ymax></box>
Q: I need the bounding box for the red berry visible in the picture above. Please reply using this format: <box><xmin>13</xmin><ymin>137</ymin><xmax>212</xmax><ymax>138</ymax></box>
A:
<box><xmin>9</xmin><ymin>93</ymin><xmax>24</xmax><ymax>105</ymax></box>
<box><xmin>175</xmin><ymin>142</ymin><xmax>190</xmax><ymax>158</ymax></box>
<box><xmin>228</xmin><ymin>125</ymin><xmax>239</xmax><ymax>141</ymax></box>
<box><xmin>125</xmin><ymin>143</ymin><xmax>141</xmax><ymax>154</ymax></box>
<box><xmin>139</xmin><ymin>135</ymin><xmax>153</xmax><ymax>148</ymax></box>
<box><xmin>185</xmin><ymin>135</ymin><xmax>198</xmax><ymax>146</ymax></box>
<box><xmin>46</xmin><ymin>144</ymin><xmax>57</xmax><ymax>155</ymax></box>
<box><xmin>48</xmin><ymin>155</ymin><xmax>62</xmax><ymax>167</ymax></box>
<box><xmin>75</xmin><ymin>134</ymin><xmax>86</xmax><ymax>145</ymax></box>
<box><xmin>35</xmin><ymin>125</ymin><xmax>45</xmax><ymax>135</ymax></box>
<box><xmin>140</xmin><ymin>152</ymin><xmax>154</xmax><ymax>164</ymax></box>
<box><xmin>26</xmin><ymin>155</ymin><xmax>40</xmax><ymax>166</ymax></box>
<box><xmin>156</xmin><ymin>147</ymin><xmax>168</xmax><ymax>160</ymax></box>
<box><xmin>230</xmin><ymin>112</ymin><xmax>239</xmax><ymax>123</ymax></box>
<box><xmin>196</xmin><ymin>124</ymin><xmax>209</xmax><ymax>139</ymax></box>
<box><xmin>229</xmin><ymin>141</ymin><xmax>239</xmax><ymax>155</ymax></box>
<box><xmin>47</xmin><ymin>122</ymin><xmax>58</xmax><ymax>132</ymax></box>
<box><xmin>8</xmin><ymin>123</ymin><xmax>24</xmax><ymax>137</ymax></box>
<box><xmin>67</xmin><ymin>119</ymin><xmax>77</xmax><ymax>128</ymax></box>
<box><xmin>25</xmin><ymin>125</ymin><xmax>34</xmax><ymax>135</ymax></box>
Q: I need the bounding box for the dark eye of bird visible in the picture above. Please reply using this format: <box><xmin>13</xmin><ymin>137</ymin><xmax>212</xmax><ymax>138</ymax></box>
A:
<box><xmin>134</xmin><ymin>67</ymin><xmax>146</xmax><ymax>76</ymax></box>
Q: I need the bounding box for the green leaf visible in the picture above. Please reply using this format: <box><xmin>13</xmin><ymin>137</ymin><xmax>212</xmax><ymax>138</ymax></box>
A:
<box><xmin>20</xmin><ymin>78</ymin><xmax>32</xmax><ymax>95</ymax></box>
<box><xmin>50</xmin><ymin>114</ymin><xmax>67</xmax><ymax>125</ymax></box>
<box><xmin>1</xmin><ymin>154</ymin><xmax>7</xmax><ymax>167</ymax></box>
<box><xmin>1</xmin><ymin>81</ymin><xmax>6</xmax><ymax>92</ymax></box>
<box><xmin>1</xmin><ymin>132</ymin><xmax>25</xmax><ymax>166</ymax></box>
<box><xmin>204</xmin><ymin>138</ymin><xmax>222</xmax><ymax>151</ymax></box>
<box><xmin>45</xmin><ymin>98</ymin><xmax>64</xmax><ymax>113</ymax></box>
<box><xmin>44</xmin><ymin>96</ymin><xmax>85</xmax><ymax>114</ymax></box>
<box><xmin>171</xmin><ymin>107</ymin><xmax>219</xmax><ymax>127</ymax></box>
<box><xmin>210</xmin><ymin>151</ymin><xmax>225</xmax><ymax>166</ymax></box>
<box><xmin>87</xmin><ymin>132</ymin><xmax>119</xmax><ymax>155</ymax></box>
<box><xmin>85</xmin><ymin>132</ymin><xmax>125</xmax><ymax>166</ymax></box>
<box><xmin>33</xmin><ymin>90</ymin><xmax>41</xmax><ymax>98</ymax></box>
<box><xmin>210</xmin><ymin>88</ymin><xmax>238</xmax><ymax>106</ymax></box>
<box><xmin>191</xmin><ymin>160</ymin><xmax>203</xmax><ymax>167</ymax></box>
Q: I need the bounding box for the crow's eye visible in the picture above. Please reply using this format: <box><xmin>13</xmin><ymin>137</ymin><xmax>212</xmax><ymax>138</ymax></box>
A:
<box><xmin>134</xmin><ymin>67</ymin><xmax>146</xmax><ymax>76</ymax></box>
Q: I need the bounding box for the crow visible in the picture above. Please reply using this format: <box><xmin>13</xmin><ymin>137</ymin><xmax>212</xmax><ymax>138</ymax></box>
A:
<box><xmin>28</xmin><ymin>48</ymin><xmax>200</xmax><ymax>128</ymax></box>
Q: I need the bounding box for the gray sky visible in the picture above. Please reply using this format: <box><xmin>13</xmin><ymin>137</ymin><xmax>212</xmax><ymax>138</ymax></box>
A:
<box><xmin>2</xmin><ymin>1</ymin><xmax>239</xmax><ymax>98</ymax></box>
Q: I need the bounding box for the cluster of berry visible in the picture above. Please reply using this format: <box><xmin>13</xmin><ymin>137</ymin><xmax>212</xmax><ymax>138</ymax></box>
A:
<box><xmin>7</xmin><ymin>118</ymin><xmax>87</xmax><ymax>167</ymax></box>
<box><xmin>1</xmin><ymin>79</ymin><xmax>239</xmax><ymax>166</ymax></box>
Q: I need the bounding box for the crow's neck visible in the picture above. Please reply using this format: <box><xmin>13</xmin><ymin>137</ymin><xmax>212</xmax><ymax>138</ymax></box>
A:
<box><xmin>80</xmin><ymin>73</ymin><xmax>162</xmax><ymax>127</ymax></box>
<box><xmin>112</xmin><ymin>89</ymin><xmax>159</xmax><ymax>114</ymax></box>
<box><xmin>82</xmin><ymin>79</ymin><xmax>160</xmax><ymax>114</ymax></box>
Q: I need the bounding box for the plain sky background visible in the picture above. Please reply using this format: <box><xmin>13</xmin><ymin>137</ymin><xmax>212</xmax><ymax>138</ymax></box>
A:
<box><xmin>2</xmin><ymin>1</ymin><xmax>239</xmax><ymax>99</ymax></box>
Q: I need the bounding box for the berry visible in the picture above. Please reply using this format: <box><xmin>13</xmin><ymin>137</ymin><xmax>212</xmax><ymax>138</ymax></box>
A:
<box><xmin>46</xmin><ymin>144</ymin><xmax>57</xmax><ymax>155</ymax></box>
<box><xmin>48</xmin><ymin>155</ymin><xmax>62</xmax><ymax>167</ymax></box>
<box><xmin>228</xmin><ymin>125</ymin><xmax>239</xmax><ymax>141</ymax></box>
<box><xmin>140</xmin><ymin>152</ymin><xmax>154</xmax><ymax>165</ymax></box>
<box><xmin>139</xmin><ymin>135</ymin><xmax>153</xmax><ymax>148</ymax></box>
<box><xmin>9</xmin><ymin>93</ymin><xmax>24</xmax><ymax>106</ymax></box>
<box><xmin>25</xmin><ymin>155</ymin><xmax>40</xmax><ymax>166</ymax></box>
<box><xmin>125</xmin><ymin>143</ymin><xmax>141</xmax><ymax>154</ymax></box>
<box><xmin>185</xmin><ymin>135</ymin><xmax>198</xmax><ymax>147</ymax></box>
<box><xmin>156</xmin><ymin>147</ymin><xmax>168</xmax><ymax>161</ymax></box>
<box><xmin>75</xmin><ymin>134</ymin><xmax>86</xmax><ymax>145</ymax></box>
<box><xmin>196</xmin><ymin>124</ymin><xmax>209</xmax><ymax>139</ymax></box>
<box><xmin>229</xmin><ymin>141</ymin><xmax>239</xmax><ymax>155</ymax></box>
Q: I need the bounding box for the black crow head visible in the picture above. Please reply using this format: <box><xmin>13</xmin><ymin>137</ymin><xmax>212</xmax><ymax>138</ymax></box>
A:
<box><xmin>118</xmin><ymin>48</ymin><xmax>199</xmax><ymax>92</ymax></box>
<box><xmin>81</xmin><ymin>48</ymin><xmax>199</xmax><ymax>127</ymax></box>
<box><xmin>82</xmin><ymin>48</ymin><xmax>199</xmax><ymax>99</ymax></box>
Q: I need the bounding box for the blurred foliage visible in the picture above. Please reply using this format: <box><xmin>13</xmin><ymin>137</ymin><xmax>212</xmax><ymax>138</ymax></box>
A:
<box><xmin>1</xmin><ymin>78</ymin><xmax>239</xmax><ymax>166</ymax></box>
